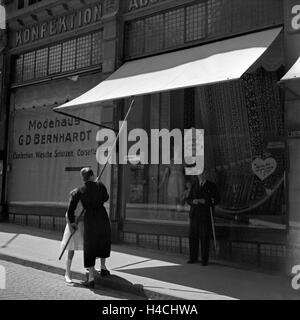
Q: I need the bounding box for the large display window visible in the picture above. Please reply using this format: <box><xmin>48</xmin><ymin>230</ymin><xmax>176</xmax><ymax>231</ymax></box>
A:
<box><xmin>7</xmin><ymin>75</ymin><xmax>113</xmax><ymax>207</ymax></box>
<box><xmin>123</xmin><ymin>67</ymin><xmax>286</xmax><ymax>226</ymax></box>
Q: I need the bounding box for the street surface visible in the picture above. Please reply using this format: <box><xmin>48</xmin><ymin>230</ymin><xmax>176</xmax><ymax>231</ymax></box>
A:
<box><xmin>0</xmin><ymin>259</ymin><xmax>139</xmax><ymax>300</ymax></box>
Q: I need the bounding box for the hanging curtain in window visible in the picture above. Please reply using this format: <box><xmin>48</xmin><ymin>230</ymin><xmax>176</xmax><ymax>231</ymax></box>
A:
<box><xmin>195</xmin><ymin>67</ymin><xmax>284</xmax><ymax>215</ymax></box>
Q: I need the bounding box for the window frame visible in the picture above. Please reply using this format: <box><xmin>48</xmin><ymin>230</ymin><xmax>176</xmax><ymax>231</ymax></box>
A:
<box><xmin>11</xmin><ymin>30</ymin><xmax>104</xmax><ymax>86</ymax></box>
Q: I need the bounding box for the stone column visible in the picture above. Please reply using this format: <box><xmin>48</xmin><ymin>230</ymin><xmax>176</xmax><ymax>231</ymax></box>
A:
<box><xmin>101</xmin><ymin>0</ymin><xmax>122</xmax><ymax>242</ymax></box>
<box><xmin>102</xmin><ymin>0</ymin><xmax>119</xmax><ymax>75</ymax></box>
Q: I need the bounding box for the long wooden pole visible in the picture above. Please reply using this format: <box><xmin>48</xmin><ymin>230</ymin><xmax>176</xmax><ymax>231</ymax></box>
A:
<box><xmin>59</xmin><ymin>98</ymin><xmax>135</xmax><ymax>260</ymax></box>
<box><xmin>210</xmin><ymin>206</ymin><xmax>218</xmax><ymax>254</ymax></box>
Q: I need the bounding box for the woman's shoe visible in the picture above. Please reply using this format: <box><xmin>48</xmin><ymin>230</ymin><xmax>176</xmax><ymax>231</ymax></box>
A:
<box><xmin>100</xmin><ymin>269</ymin><xmax>110</xmax><ymax>277</ymax></box>
<box><xmin>81</xmin><ymin>280</ymin><xmax>95</xmax><ymax>288</ymax></box>
<box><xmin>187</xmin><ymin>259</ymin><xmax>199</xmax><ymax>264</ymax></box>
<box><xmin>64</xmin><ymin>275</ymin><xmax>74</xmax><ymax>285</ymax></box>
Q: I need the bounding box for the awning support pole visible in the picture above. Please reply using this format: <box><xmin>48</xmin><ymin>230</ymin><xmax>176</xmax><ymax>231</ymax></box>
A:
<box><xmin>96</xmin><ymin>97</ymin><xmax>135</xmax><ymax>182</ymax></box>
<box><xmin>53</xmin><ymin>109</ymin><xmax>118</xmax><ymax>133</ymax></box>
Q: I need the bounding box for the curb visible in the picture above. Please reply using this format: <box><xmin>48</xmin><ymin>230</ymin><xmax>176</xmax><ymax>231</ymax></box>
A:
<box><xmin>0</xmin><ymin>253</ymin><xmax>181</xmax><ymax>300</ymax></box>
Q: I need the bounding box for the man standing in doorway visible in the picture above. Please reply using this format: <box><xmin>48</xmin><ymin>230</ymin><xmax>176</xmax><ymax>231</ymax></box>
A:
<box><xmin>186</xmin><ymin>170</ymin><xmax>220</xmax><ymax>266</ymax></box>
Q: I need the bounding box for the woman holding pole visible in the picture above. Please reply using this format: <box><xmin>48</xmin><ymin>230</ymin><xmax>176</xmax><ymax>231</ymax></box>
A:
<box><xmin>59</xmin><ymin>98</ymin><xmax>135</xmax><ymax>287</ymax></box>
<box><xmin>66</xmin><ymin>167</ymin><xmax>111</xmax><ymax>288</ymax></box>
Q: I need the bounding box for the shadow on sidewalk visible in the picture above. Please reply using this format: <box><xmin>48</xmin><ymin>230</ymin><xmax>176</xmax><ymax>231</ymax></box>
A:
<box><xmin>110</xmin><ymin>246</ymin><xmax>296</xmax><ymax>300</ymax></box>
<box><xmin>71</xmin><ymin>275</ymin><xmax>147</xmax><ymax>300</ymax></box>
<box><xmin>94</xmin><ymin>273</ymin><xmax>149</xmax><ymax>299</ymax></box>
<box><xmin>0</xmin><ymin>223</ymin><xmax>62</xmax><ymax>242</ymax></box>
<box><xmin>116</xmin><ymin>264</ymin><xmax>299</xmax><ymax>300</ymax></box>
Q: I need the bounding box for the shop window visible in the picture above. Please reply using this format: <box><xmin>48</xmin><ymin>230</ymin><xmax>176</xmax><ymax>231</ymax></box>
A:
<box><xmin>122</xmin><ymin>68</ymin><xmax>285</xmax><ymax>223</ymax></box>
<box><xmin>48</xmin><ymin>44</ymin><xmax>62</xmax><ymax>75</ymax></box>
<box><xmin>184</xmin><ymin>88</ymin><xmax>195</xmax><ymax>129</ymax></box>
<box><xmin>124</xmin><ymin>0</ymin><xmax>283</xmax><ymax>59</ymax></box>
<box><xmin>257</xmin><ymin>0</ymin><xmax>282</xmax><ymax>26</ymax></box>
<box><xmin>186</xmin><ymin>3</ymin><xmax>207</xmax><ymax>42</ymax></box>
<box><xmin>125</xmin><ymin>20</ymin><xmax>145</xmax><ymax>57</ymax></box>
<box><xmin>12</xmin><ymin>31</ymin><xmax>103</xmax><ymax>85</ymax></box>
<box><xmin>22</xmin><ymin>51</ymin><xmax>35</xmax><ymax>81</ymax></box>
<box><xmin>8</xmin><ymin>105</ymin><xmax>106</xmax><ymax>206</ymax></box>
<box><xmin>144</xmin><ymin>14</ymin><xmax>164</xmax><ymax>53</ymax></box>
<box><xmin>207</xmin><ymin>0</ymin><xmax>229</xmax><ymax>37</ymax></box>
<box><xmin>76</xmin><ymin>35</ymin><xmax>91</xmax><ymax>69</ymax></box>
<box><xmin>14</xmin><ymin>54</ymin><xmax>23</xmax><ymax>83</ymax></box>
<box><xmin>35</xmin><ymin>48</ymin><xmax>48</xmax><ymax>78</ymax></box>
<box><xmin>62</xmin><ymin>39</ymin><xmax>76</xmax><ymax>72</ymax></box>
<box><xmin>91</xmin><ymin>31</ymin><xmax>103</xmax><ymax>65</ymax></box>
<box><xmin>164</xmin><ymin>8</ymin><xmax>185</xmax><ymax>48</ymax></box>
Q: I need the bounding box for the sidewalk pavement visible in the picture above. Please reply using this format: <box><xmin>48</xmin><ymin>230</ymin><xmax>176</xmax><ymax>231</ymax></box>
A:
<box><xmin>0</xmin><ymin>223</ymin><xmax>299</xmax><ymax>300</ymax></box>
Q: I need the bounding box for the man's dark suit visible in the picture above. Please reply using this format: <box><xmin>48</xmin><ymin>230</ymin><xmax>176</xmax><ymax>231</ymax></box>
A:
<box><xmin>186</xmin><ymin>179</ymin><xmax>220</xmax><ymax>265</ymax></box>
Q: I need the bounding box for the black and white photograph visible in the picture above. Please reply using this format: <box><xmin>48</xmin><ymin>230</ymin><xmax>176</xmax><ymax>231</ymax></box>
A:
<box><xmin>0</xmin><ymin>0</ymin><xmax>299</xmax><ymax>311</ymax></box>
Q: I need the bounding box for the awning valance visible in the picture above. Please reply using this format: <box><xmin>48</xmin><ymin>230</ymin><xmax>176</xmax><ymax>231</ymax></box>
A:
<box><xmin>280</xmin><ymin>57</ymin><xmax>300</xmax><ymax>82</ymax></box>
<box><xmin>54</xmin><ymin>27</ymin><xmax>282</xmax><ymax>112</ymax></box>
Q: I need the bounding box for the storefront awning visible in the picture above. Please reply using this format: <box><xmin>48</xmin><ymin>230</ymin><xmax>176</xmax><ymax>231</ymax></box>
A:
<box><xmin>280</xmin><ymin>57</ymin><xmax>300</xmax><ymax>82</ymax></box>
<box><xmin>54</xmin><ymin>27</ymin><xmax>282</xmax><ymax>112</ymax></box>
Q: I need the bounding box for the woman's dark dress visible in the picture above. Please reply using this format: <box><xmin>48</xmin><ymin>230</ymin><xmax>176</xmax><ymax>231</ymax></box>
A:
<box><xmin>67</xmin><ymin>181</ymin><xmax>111</xmax><ymax>268</ymax></box>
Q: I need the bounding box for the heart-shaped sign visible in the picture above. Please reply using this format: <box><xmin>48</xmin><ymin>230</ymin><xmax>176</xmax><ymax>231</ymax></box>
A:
<box><xmin>252</xmin><ymin>157</ymin><xmax>277</xmax><ymax>181</ymax></box>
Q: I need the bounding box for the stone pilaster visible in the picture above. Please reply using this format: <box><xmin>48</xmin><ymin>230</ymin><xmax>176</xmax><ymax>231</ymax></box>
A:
<box><xmin>102</xmin><ymin>0</ymin><xmax>119</xmax><ymax>75</ymax></box>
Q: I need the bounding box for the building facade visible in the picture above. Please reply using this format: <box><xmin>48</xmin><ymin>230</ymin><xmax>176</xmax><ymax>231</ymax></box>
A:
<box><xmin>2</xmin><ymin>0</ymin><xmax>300</xmax><ymax>271</ymax></box>
<box><xmin>2</xmin><ymin>0</ymin><xmax>118</xmax><ymax>227</ymax></box>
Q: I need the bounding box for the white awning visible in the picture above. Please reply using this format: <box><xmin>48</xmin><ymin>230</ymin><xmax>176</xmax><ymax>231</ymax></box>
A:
<box><xmin>281</xmin><ymin>57</ymin><xmax>300</xmax><ymax>82</ymax></box>
<box><xmin>54</xmin><ymin>27</ymin><xmax>282</xmax><ymax>112</ymax></box>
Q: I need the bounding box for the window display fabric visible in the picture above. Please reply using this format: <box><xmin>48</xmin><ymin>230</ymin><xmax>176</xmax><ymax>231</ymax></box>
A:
<box><xmin>199</xmin><ymin>68</ymin><xmax>284</xmax><ymax>213</ymax></box>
